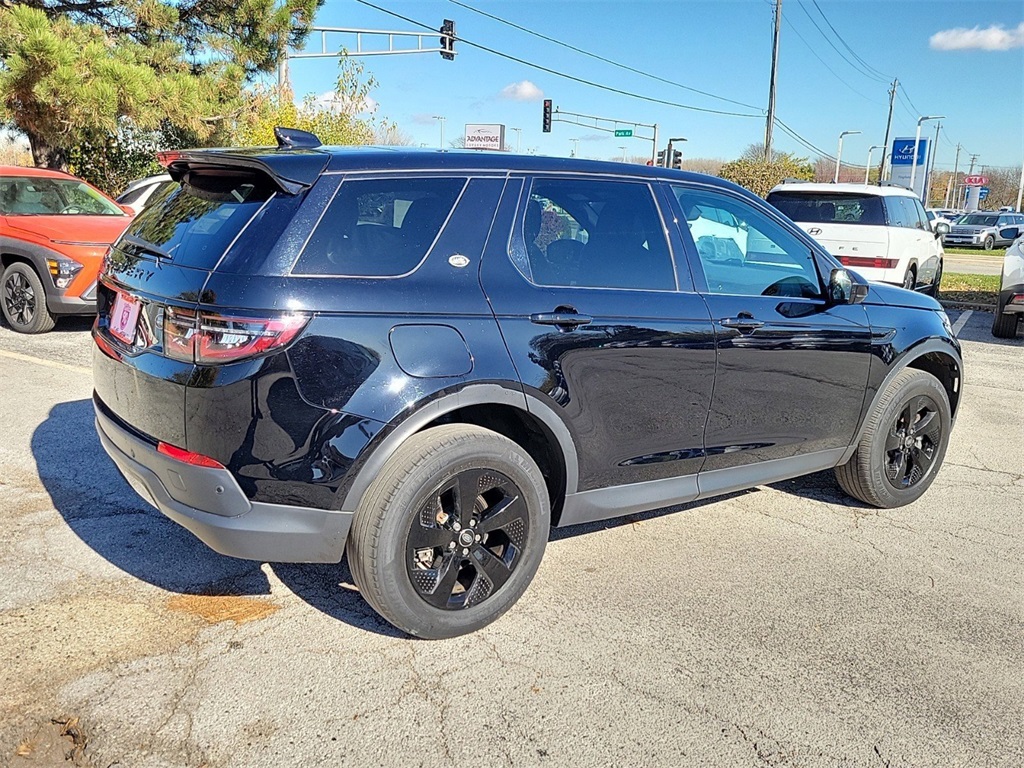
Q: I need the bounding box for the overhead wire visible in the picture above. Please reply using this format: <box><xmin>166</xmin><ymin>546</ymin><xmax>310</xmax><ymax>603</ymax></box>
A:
<box><xmin>794</xmin><ymin>0</ymin><xmax>888</xmax><ymax>84</ymax></box>
<box><xmin>809</xmin><ymin>0</ymin><xmax>891</xmax><ymax>82</ymax></box>
<box><xmin>780</xmin><ymin>12</ymin><xmax>882</xmax><ymax>104</ymax></box>
<box><xmin>354</xmin><ymin>0</ymin><xmax>761</xmax><ymax>118</ymax></box>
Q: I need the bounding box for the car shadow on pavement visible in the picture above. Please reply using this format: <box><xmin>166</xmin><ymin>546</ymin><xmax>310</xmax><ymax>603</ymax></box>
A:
<box><xmin>33</xmin><ymin>399</ymin><xmax>406</xmax><ymax>636</ymax></box>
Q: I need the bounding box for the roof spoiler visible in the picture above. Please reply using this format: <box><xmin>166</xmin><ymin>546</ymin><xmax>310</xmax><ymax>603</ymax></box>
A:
<box><xmin>157</xmin><ymin>147</ymin><xmax>329</xmax><ymax>195</ymax></box>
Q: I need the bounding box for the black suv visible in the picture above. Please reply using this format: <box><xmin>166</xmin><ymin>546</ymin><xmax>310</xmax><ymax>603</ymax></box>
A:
<box><xmin>93</xmin><ymin>130</ymin><xmax>962</xmax><ymax>638</ymax></box>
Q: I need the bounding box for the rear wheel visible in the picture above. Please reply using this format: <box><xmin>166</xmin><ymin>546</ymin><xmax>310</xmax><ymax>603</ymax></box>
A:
<box><xmin>901</xmin><ymin>265</ymin><xmax>917</xmax><ymax>291</ymax></box>
<box><xmin>1</xmin><ymin>263</ymin><xmax>56</xmax><ymax>334</ymax></box>
<box><xmin>991</xmin><ymin>296</ymin><xmax>1019</xmax><ymax>338</ymax></box>
<box><xmin>835</xmin><ymin>369</ymin><xmax>951</xmax><ymax>508</ymax></box>
<box><xmin>983</xmin><ymin>235</ymin><xmax>995</xmax><ymax>251</ymax></box>
<box><xmin>347</xmin><ymin>424</ymin><xmax>550</xmax><ymax>639</ymax></box>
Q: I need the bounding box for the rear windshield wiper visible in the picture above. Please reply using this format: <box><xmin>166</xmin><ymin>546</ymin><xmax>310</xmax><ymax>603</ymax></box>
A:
<box><xmin>120</xmin><ymin>234</ymin><xmax>174</xmax><ymax>261</ymax></box>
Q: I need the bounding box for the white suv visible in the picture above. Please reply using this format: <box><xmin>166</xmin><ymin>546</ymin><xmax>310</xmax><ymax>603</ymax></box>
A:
<box><xmin>767</xmin><ymin>182</ymin><xmax>943</xmax><ymax>294</ymax></box>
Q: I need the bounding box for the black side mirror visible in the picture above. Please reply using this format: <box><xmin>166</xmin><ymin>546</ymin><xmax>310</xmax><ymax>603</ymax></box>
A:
<box><xmin>829</xmin><ymin>268</ymin><xmax>869</xmax><ymax>305</ymax></box>
<box><xmin>998</xmin><ymin>226</ymin><xmax>1020</xmax><ymax>241</ymax></box>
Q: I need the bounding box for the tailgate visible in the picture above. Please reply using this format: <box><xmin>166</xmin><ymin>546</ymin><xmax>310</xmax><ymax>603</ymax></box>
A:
<box><xmin>794</xmin><ymin>222</ymin><xmax>890</xmax><ymax>260</ymax></box>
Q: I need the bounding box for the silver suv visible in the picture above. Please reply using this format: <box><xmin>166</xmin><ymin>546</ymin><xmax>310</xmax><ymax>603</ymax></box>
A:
<box><xmin>944</xmin><ymin>211</ymin><xmax>1024</xmax><ymax>250</ymax></box>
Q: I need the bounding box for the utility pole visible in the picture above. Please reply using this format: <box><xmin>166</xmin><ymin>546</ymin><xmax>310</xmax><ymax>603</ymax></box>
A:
<box><xmin>967</xmin><ymin>154</ymin><xmax>979</xmax><ymax>176</ymax></box>
<box><xmin>923</xmin><ymin>121</ymin><xmax>941</xmax><ymax>206</ymax></box>
<box><xmin>945</xmin><ymin>143</ymin><xmax>961</xmax><ymax>208</ymax></box>
<box><xmin>1015</xmin><ymin>158</ymin><xmax>1023</xmax><ymax>212</ymax></box>
<box><xmin>878</xmin><ymin>78</ymin><xmax>898</xmax><ymax>183</ymax></box>
<box><xmin>764</xmin><ymin>0</ymin><xmax>782</xmax><ymax>162</ymax></box>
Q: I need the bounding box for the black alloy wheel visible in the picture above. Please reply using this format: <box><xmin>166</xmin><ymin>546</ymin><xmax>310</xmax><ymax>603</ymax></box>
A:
<box><xmin>883</xmin><ymin>395</ymin><xmax>942</xmax><ymax>490</ymax></box>
<box><xmin>407</xmin><ymin>469</ymin><xmax>530</xmax><ymax>610</ymax></box>
<box><xmin>348</xmin><ymin>424</ymin><xmax>550</xmax><ymax>638</ymax></box>
<box><xmin>1</xmin><ymin>263</ymin><xmax>56</xmax><ymax>334</ymax></box>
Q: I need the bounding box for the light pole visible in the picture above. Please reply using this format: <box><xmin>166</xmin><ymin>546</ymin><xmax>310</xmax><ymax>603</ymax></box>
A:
<box><xmin>570</xmin><ymin>138</ymin><xmax>579</xmax><ymax>158</ymax></box>
<box><xmin>834</xmin><ymin>130</ymin><xmax>861</xmax><ymax>183</ymax></box>
<box><xmin>667</xmin><ymin>137</ymin><xmax>687</xmax><ymax>168</ymax></box>
<box><xmin>618</xmin><ymin>146</ymin><xmax>628</xmax><ymax>162</ymax></box>
<box><xmin>910</xmin><ymin>115</ymin><xmax>944</xmax><ymax>195</ymax></box>
<box><xmin>865</xmin><ymin>145</ymin><xmax>884</xmax><ymax>184</ymax></box>
<box><xmin>511</xmin><ymin>127</ymin><xmax>522</xmax><ymax>153</ymax></box>
<box><xmin>432</xmin><ymin>115</ymin><xmax>446</xmax><ymax>149</ymax></box>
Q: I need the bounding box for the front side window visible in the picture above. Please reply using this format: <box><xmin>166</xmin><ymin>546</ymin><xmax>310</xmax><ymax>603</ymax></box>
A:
<box><xmin>960</xmin><ymin>214</ymin><xmax>998</xmax><ymax>227</ymax></box>
<box><xmin>294</xmin><ymin>177</ymin><xmax>465</xmax><ymax>276</ymax></box>
<box><xmin>520</xmin><ymin>178</ymin><xmax>675</xmax><ymax>290</ymax></box>
<box><xmin>0</xmin><ymin>177</ymin><xmax>124</xmax><ymax>216</ymax></box>
<box><xmin>674</xmin><ymin>186</ymin><xmax>822</xmax><ymax>299</ymax></box>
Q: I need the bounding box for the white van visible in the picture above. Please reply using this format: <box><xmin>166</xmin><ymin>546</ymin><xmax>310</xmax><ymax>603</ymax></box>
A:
<box><xmin>766</xmin><ymin>182</ymin><xmax>944</xmax><ymax>294</ymax></box>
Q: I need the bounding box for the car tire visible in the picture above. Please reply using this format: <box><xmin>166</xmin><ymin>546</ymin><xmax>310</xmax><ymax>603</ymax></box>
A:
<box><xmin>1</xmin><ymin>263</ymin><xmax>57</xmax><ymax>334</ymax></box>
<box><xmin>901</xmin><ymin>265</ymin><xmax>917</xmax><ymax>291</ymax></box>
<box><xmin>927</xmin><ymin>260</ymin><xmax>943</xmax><ymax>298</ymax></box>
<box><xmin>991</xmin><ymin>297</ymin><xmax>1019</xmax><ymax>338</ymax></box>
<box><xmin>347</xmin><ymin>424</ymin><xmax>550</xmax><ymax>639</ymax></box>
<box><xmin>835</xmin><ymin>369</ymin><xmax>951</xmax><ymax>509</ymax></box>
<box><xmin>983</xmin><ymin>235</ymin><xmax>995</xmax><ymax>251</ymax></box>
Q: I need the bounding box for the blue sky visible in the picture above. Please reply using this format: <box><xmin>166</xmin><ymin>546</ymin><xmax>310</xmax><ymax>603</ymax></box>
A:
<box><xmin>284</xmin><ymin>0</ymin><xmax>1023</xmax><ymax>171</ymax></box>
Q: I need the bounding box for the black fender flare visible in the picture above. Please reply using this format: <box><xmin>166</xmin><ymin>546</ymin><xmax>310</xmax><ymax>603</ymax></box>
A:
<box><xmin>338</xmin><ymin>382</ymin><xmax>580</xmax><ymax>512</ymax></box>
<box><xmin>839</xmin><ymin>337</ymin><xmax>962</xmax><ymax>465</ymax></box>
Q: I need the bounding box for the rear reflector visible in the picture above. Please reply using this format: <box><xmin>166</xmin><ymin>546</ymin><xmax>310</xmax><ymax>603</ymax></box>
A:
<box><xmin>157</xmin><ymin>442</ymin><xmax>226</xmax><ymax>469</ymax></box>
<box><xmin>164</xmin><ymin>308</ymin><xmax>310</xmax><ymax>364</ymax></box>
<box><xmin>837</xmin><ymin>256</ymin><xmax>898</xmax><ymax>270</ymax></box>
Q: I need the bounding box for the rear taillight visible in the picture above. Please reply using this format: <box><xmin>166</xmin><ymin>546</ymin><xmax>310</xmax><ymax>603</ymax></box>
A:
<box><xmin>1009</xmin><ymin>294</ymin><xmax>1024</xmax><ymax>306</ymax></box>
<box><xmin>163</xmin><ymin>308</ymin><xmax>309</xmax><ymax>364</ymax></box>
<box><xmin>157</xmin><ymin>442</ymin><xmax>226</xmax><ymax>469</ymax></box>
<box><xmin>838</xmin><ymin>256</ymin><xmax>898</xmax><ymax>270</ymax></box>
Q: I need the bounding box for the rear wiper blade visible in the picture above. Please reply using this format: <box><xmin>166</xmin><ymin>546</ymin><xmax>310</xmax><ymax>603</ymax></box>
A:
<box><xmin>120</xmin><ymin>234</ymin><xmax>174</xmax><ymax>261</ymax></box>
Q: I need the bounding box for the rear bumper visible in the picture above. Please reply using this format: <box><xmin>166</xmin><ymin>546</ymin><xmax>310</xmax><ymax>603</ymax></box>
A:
<box><xmin>999</xmin><ymin>283</ymin><xmax>1024</xmax><ymax>315</ymax></box>
<box><xmin>95</xmin><ymin>401</ymin><xmax>352</xmax><ymax>563</ymax></box>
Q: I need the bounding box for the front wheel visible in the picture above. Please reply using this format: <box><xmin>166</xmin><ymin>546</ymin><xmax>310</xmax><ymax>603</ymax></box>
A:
<box><xmin>835</xmin><ymin>369</ymin><xmax>951</xmax><ymax>508</ymax></box>
<box><xmin>983</xmin><ymin>235</ymin><xmax>995</xmax><ymax>251</ymax></box>
<box><xmin>347</xmin><ymin>424</ymin><xmax>550</xmax><ymax>639</ymax></box>
<box><xmin>1</xmin><ymin>263</ymin><xmax>56</xmax><ymax>334</ymax></box>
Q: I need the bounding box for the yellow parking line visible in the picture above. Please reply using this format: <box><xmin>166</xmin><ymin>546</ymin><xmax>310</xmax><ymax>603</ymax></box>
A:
<box><xmin>0</xmin><ymin>348</ymin><xmax>91</xmax><ymax>376</ymax></box>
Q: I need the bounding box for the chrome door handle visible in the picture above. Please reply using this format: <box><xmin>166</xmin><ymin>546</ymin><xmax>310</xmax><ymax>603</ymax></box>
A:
<box><xmin>530</xmin><ymin>312</ymin><xmax>593</xmax><ymax>329</ymax></box>
<box><xmin>720</xmin><ymin>316</ymin><xmax>765</xmax><ymax>331</ymax></box>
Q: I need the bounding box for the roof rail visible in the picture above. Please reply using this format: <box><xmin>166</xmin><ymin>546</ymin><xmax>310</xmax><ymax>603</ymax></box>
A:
<box><xmin>779</xmin><ymin>177</ymin><xmax>805</xmax><ymax>184</ymax></box>
<box><xmin>879</xmin><ymin>180</ymin><xmax>911</xmax><ymax>190</ymax></box>
<box><xmin>274</xmin><ymin>126</ymin><xmax>322</xmax><ymax>150</ymax></box>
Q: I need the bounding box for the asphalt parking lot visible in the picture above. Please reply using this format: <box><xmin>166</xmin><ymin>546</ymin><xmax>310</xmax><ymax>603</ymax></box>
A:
<box><xmin>1</xmin><ymin>311</ymin><xmax>1021</xmax><ymax>767</ymax></box>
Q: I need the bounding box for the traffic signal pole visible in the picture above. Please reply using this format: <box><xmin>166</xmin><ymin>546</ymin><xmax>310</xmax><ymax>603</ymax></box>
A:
<box><xmin>546</xmin><ymin>106</ymin><xmax>659</xmax><ymax>163</ymax></box>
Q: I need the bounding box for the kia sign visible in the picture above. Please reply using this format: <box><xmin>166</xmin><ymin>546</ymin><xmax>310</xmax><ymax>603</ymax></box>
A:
<box><xmin>889</xmin><ymin>137</ymin><xmax>929</xmax><ymax>198</ymax></box>
<box><xmin>464</xmin><ymin>124</ymin><xmax>505</xmax><ymax>151</ymax></box>
<box><xmin>964</xmin><ymin>175</ymin><xmax>988</xmax><ymax>186</ymax></box>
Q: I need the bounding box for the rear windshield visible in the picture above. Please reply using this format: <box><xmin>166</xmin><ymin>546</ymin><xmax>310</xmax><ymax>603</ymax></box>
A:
<box><xmin>119</xmin><ymin>170</ymin><xmax>274</xmax><ymax>268</ymax></box>
<box><xmin>767</xmin><ymin>192</ymin><xmax>886</xmax><ymax>226</ymax></box>
<box><xmin>293</xmin><ymin>177</ymin><xmax>465</xmax><ymax>276</ymax></box>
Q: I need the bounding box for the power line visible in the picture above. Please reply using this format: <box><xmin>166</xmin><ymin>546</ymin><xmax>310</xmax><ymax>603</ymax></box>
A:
<box><xmin>781</xmin><ymin>12</ymin><xmax>882</xmax><ymax>104</ymax></box>
<box><xmin>354</xmin><ymin>0</ymin><xmax>762</xmax><ymax>118</ymax></box>
<box><xmin>449</xmin><ymin>0</ymin><xmax>761</xmax><ymax>112</ymax></box>
<box><xmin>809</xmin><ymin>0</ymin><xmax>891</xmax><ymax>82</ymax></box>
<box><xmin>794</xmin><ymin>0</ymin><xmax>887</xmax><ymax>84</ymax></box>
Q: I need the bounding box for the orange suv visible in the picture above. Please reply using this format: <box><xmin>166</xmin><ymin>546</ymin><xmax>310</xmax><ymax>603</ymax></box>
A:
<box><xmin>1</xmin><ymin>166</ymin><xmax>133</xmax><ymax>333</ymax></box>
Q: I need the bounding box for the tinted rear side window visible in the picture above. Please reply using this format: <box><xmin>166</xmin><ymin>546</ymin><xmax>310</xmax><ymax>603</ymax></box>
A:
<box><xmin>293</xmin><ymin>177</ymin><xmax>465</xmax><ymax>276</ymax></box>
<box><xmin>123</xmin><ymin>170</ymin><xmax>274</xmax><ymax>268</ymax></box>
<box><xmin>767</xmin><ymin>192</ymin><xmax>886</xmax><ymax>226</ymax></box>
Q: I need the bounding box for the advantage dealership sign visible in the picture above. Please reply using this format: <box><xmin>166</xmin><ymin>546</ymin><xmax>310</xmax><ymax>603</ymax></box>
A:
<box><xmin>464</xmin><ymin>124</ymin><xmax>505</xmax><ymax>151</ymax></box>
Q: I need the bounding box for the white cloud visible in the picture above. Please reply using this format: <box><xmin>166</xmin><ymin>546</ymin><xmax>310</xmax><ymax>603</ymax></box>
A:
<box><xmin>499</xmin><ymin>80</ymin><xmax>544</xmax><ymax>102</ymax></box>
<box><xmin>313</xmin><ymin>91</ymin><xmax>378</xmax><ymax>114</ymax></box>
<box><xmin>411</xmin><ymin>113</ymin><xmax>437</xmax><ymax>125</ymax></box>
<box><xmin>929</xmin><ymin>22</ymin><xmax>1024</xmax><ymax>51</ymax></box>
<box><xmin>578</xmin><ymin>133</ymin><xmax>606</xmax><ymax>143</ymax></box>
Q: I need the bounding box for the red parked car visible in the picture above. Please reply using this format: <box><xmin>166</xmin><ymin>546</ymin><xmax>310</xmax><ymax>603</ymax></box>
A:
<box><xmin>1</xmin><ymin>166</ymin><xmax>133</xmax><ymax>333</ymax></box>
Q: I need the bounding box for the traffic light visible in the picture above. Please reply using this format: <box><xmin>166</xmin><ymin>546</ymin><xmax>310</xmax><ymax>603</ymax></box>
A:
<box><xmin>671</xmin><ymin>150</ymin><xmax>682</xmax><ymax>170</ymax></box>
<box><xmin>656</xmin><ymin>149</ymin><xmax>666</xmax><ymax>167</ymax></box>
<box><xmin>542</xmin><ymin>99</ymin><xmax>552</xmax><ymax>133</ymax></box>
<box><xmin>439</xmin><ymin>19</ymin><xmax>455</xmax><ymax>60</ymax></box>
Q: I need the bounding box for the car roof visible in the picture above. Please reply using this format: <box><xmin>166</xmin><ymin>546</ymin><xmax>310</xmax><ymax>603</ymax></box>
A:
<box><xmin>162</xmin><ymin>145</ymin><xmax>743</xmax><ymax>189</ymax></box>
<box><xmin>767</xmin><ymin>182</ymin><xmax>917</xmax><ymax>198</ymax></box>
<box><xmin>0</xmin><ymin>165</ymin><xmax>77</xmax><ymax>180</ymax></box>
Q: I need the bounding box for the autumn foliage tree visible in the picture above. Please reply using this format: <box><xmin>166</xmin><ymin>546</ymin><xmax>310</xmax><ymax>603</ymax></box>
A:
<box><xmin>719</xmin><ymin>145</ymin><xmax>814</xmax><ymax>198</ymax></box>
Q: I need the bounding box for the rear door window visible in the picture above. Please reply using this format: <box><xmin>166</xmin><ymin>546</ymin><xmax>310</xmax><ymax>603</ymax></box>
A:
<box><xmin>293</xmin><ymin>177</ymin><xmax>466</xmax><ymax>277</ymax></box>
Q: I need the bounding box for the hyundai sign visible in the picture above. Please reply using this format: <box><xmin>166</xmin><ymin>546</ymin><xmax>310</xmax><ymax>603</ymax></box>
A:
<box><xmin>889</xmin><ymin>137</ymin><xmax>929</xmax><ymax>198</ymax></box>
<box><xmin>464</xmin><ymin>124</ymin><xmax>505</xmax><ymax>151</ymax></box>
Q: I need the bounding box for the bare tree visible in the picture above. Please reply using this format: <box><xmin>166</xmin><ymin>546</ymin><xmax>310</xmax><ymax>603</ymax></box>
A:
<box><xmin>373</xmin><ymin>122</ymin><xmax>414</xmax><ymax>146</ymax></box>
